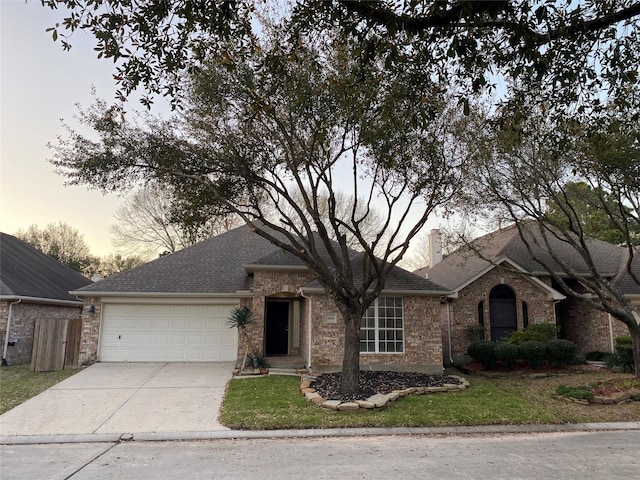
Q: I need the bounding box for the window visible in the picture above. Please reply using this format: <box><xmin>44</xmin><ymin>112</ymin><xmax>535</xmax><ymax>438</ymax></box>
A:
<box><xmin>360</xmin><ymin>297</ymin><xmax>404</xmax><ymax>354</ymax></box>
<box><xmin>478</xmin><ymin>300</ymin><xmax>485</xmax><ymax>326</ymax></box>
<box><xmin>522</xmin><ymin>301</ymin><xmax>529</xmax><ymax>329</ymax></box>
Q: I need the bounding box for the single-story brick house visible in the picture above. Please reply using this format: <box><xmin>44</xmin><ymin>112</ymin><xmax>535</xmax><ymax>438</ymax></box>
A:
<box><xmin>1</xmin><ymin>233</ymin><xmax>92</xmax><ymax>366</ymax></box>
<box><xmin>415</xmin><ymin>226</ymin><xmax>639</xmax><ymax>365</ymax></box>
<box><xmin>71</xmin><ymin>225</ymin><xmax>449</xmax><ymax>373</ymax></box>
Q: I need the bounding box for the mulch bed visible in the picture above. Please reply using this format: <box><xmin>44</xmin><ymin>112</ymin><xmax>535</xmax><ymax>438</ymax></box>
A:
<box><xmin>591</xmin><ymin>378</ymin><xmax>640</xmax><ymax>397</ymax></box>
<box><xmin>312</xmin><ymin>370</ymin><xmax>463</xmax><ymax>402</ymax></box>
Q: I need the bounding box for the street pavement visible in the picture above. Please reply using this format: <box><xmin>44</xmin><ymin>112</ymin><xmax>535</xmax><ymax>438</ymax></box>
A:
<box><xmin>1</xmin><ymin>430</ymin><xmax>639</xmax><ymax>479</ymax></box>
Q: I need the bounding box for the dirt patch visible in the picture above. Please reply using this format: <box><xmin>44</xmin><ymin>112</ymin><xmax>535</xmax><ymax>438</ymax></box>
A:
<box><xmin>590</xmin><ymin>378</ymin><xmax>640</xmax><ymax>397</ymax></box>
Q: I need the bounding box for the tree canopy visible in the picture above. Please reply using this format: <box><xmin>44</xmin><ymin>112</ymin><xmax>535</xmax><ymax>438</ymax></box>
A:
<box><xmin>15</xmin><ymin>222</ymin><xmax>93</xmax><ymax>273</ymax></box>
<box><xmin>43</xmin><ymin>0</ymin><xmax>640</xmax><ymax>116</ymax></box>
<box><xmin>546</xmin><ymin>181</ymin><xmax>640</xmax><ymax>246</ymax></box>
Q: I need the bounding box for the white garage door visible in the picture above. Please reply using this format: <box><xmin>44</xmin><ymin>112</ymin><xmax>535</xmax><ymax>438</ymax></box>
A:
<box><xmin>100</xmin><ymin>304</ymin><xmax>238</xmax><ymax>362</ymax></box>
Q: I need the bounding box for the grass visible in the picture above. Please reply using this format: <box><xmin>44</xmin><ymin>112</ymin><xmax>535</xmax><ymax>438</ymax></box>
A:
<box><xmin>0</xmin><ymin>364</ymin><xmax>80</xmax><ymax>415</ymax></box>
<box><xmin>220</xmin><ymin>371</ymin><xmax>640</xmax><ymax>430</ymax></box>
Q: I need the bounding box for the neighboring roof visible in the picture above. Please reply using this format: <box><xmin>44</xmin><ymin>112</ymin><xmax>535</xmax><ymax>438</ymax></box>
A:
<box><xmin>612</xmin><ymin>249</ymin><xmax>640</xmax><ymax>296</ymax></box>
<box><xmin>414</xmin><ymin>224</ymin><xmax>630</xmax><ymax>294</ymax></box>
<box><xmin>0</xmin><ymin>233</ymin><xmax>91</xmax><ymax>303</ymax></box>
<box><xmin>74</xmin><ymin>224</ymin><xmax>448</xmax><ymax>296</ymax></box>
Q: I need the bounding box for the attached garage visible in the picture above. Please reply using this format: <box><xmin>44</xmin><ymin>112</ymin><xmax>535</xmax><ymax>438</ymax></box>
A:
<box><xmin>99</xmin><ymin>303</ymin><xmax>238</xmax><ymax>362</ymax></box>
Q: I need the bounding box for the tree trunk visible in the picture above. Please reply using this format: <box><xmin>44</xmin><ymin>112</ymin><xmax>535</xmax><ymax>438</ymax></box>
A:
<box><xmin>629</xmin><ymin>324</ymin><xmax>640</xmax><ymax>380</ymax></box>
<box><xmin>340</xmin><ymin>313</ymin><xmax>361</xmax><ymax>396</ymax></box>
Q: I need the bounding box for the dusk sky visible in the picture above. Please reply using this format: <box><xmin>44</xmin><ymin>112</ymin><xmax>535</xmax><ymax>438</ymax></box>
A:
<box><xmin>1</xmin><ymin>1</ymin><xmax>444</xmax><ymax>262</ymax></box>
<box><xmin>1</xmin><ymin>1</ymin><xmax>142</xmax><ymax>256</ymax></box>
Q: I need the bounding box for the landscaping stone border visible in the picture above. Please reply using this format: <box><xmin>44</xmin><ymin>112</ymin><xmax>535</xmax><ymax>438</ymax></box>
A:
<box><xmin>300</xmin><ymin>374</ymin><xmax>470</xmax><ymax>411</ymax></box>
<box><xmin>554</xmin><ymin>390</ymin><xmax>640</xmax><ymax>406</ymax></box>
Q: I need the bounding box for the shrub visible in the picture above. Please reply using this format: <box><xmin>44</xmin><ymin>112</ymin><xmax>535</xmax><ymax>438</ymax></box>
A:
<box><xmin>585</xmin><ymin>351</ymin><xmax>608</xmax><ymax>362</ymax></box>
<box><xmin>518</xmin><ymin>341</ymin><xmax>547</xmax><ymax>369</ymax></box>
<box><xmin>494</xmin><ymin>342</ymin><xmax>519</xmax><ymax>369</ymax></box>
<box><xmin>507</xmin><ymin>323</ymin><xmax>559</xmax><ymax>345</ymax></box>
<box><xmin>615</xmin><ymin>336</ymin><xmax>632</xmax><ymax>345</ymax></box>
<box><xmin>467</xmin><ymin>340</ymin><xmax>496</xmax><ymax>369</ymax></box>
<box><xmin>546</xmin><ymin>339</ymin><xmax>578</xmax><ymax>367</ymax></box>
<box><xmin>606</xmin><ymin>345</ymin><xmax>635</xmax><ymax>373</ymax></box>
<box><xmin>556</xmin><ymin>385</ymin><xmax>594</xmax><ymax>401</ymax></box>
<box><xmin>465</xmin><ymin>324</ymin><xmax>486</xmax><ymax>342</ymax></box>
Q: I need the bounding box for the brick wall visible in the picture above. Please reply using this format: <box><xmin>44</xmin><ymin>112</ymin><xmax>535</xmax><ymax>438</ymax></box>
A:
<box><xmin>78</xmin><ymin>297</ymin><xmax>101</xmax><ymax>365</ymax></box>
<box><xmin>247</xmin><ymin>270</ymin><xmax>315</xmax><ymax>358</ymax></box>
<box><xmin>0</xmin><ymin>300</ymin><xmax>82</xmax><ymax>365</ymax></box>
<box><xmin>448</xmin><ymin>268</ymin><xmax>557</xmax><ymax>362</ymax></box>
<box><xmin>310</xmin><ymin>295</ymin><xmax>443</xmax><ymax>374</ymax></box>
<box><xmin>558</xmin><ymin>296</ymin><xmax>629</xmax><ymax>353</ymax></box>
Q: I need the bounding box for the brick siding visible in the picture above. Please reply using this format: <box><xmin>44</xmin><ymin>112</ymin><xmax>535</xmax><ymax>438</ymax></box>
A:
<box><xmin>447</xmin><ymin>268</ymin><xmax>557</xmax><ymax>362</ymax></box>
<box><xmin>0</xmin><ymin>300</ymin><xmax>82</xmax><ymax>365</ymax></box>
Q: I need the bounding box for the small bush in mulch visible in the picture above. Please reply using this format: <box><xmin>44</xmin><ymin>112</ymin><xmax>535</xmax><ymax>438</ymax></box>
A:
<box><xmin>494</xmin><ymin>342</ymin><xmax>519</xmax><ymax>369</ymax></box>
<box><xmin>312</xmin><ymin>371</ymin><xmax>463</xmax><ymax>403</ymax></box>
<box><xmin>556</xmin><ymin>385</ymin><xmax>594</xmax><ymax>401</ymax></box>
<box><xmin>518</xmin><ymin>341</ymin><xmax>547</xmax><ymax>369</ymax></box>
<box><xmin>467</xmin><ymin>340</ymin><xmax>497</xmax><ymax>369</ymax></box>
<box><xmin>546</xmin><ymin>339</ymin><xmax>578</xmax><ymax>367</ymax></box>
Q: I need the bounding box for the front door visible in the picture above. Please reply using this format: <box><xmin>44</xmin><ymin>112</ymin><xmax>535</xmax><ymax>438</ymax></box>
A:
<box><xmin>265</xmin><ymin>300</ymin><xmax>289</xmax><ymax>355</ymax></box>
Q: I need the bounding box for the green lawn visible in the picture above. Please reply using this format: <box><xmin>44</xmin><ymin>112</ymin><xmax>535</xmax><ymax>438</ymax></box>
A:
<box><xmin>0</xmin><ymin>364</ymin><xmax>80</xmax><ymax>415</ymax></box>
<box><xmin>220</xmin><ymin>372</ymin><xmax>640</xmax><ymax>430</ymax></box>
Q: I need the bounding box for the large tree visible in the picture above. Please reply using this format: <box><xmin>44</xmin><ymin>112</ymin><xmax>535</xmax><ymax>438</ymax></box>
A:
<box><xmin>112</xmin><ymin>183</ymin><xmax>242</xmax><ymax>257</ymax></box>
<box><xmin>462</xmin><ymin>106</ymin><xmax>640</xmax><ymax>377</ymax></box>
<box><xmin>546</xmin><ymin>181</ymin><xmax>640</xmax><ymax>246</ymax></box>
<box><xmin>15</xmin><ymin>222</ymin><xmax>93</xmax><ymax>273</ymax></box>
<box><xmin>50</xmin><ymin>34</ymin><xmax>470</xmax><ymax>394</ymax></box>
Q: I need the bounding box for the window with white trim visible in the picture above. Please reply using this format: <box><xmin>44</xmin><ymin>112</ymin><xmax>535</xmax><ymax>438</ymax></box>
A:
<box><xmin>359</xmin><ymin>297</ymin><xmax>404</xmax><ymax>353</ymax></box>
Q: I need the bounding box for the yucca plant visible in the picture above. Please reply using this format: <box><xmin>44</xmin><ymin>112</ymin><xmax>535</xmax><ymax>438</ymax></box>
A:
<box><xmin>227</xmin><ymin>306</ymin><xmax>256</xmax><ymax>373</ymax></box>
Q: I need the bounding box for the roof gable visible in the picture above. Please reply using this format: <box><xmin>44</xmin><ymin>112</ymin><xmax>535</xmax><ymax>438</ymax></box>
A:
<box><xmin>1</xmin><ymin>233</ymin><xmax>91</xmax><ymax>302</ymax></box>
<box><xmin>415</xmin><ymin>224</ymin><xmax>629</xmax><ymax>294</ymax></box>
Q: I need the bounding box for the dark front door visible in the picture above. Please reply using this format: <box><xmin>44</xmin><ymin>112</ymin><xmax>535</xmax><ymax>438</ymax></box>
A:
<box><xmin>489</xmin><ymin>285</ymin><xmax>517</xmax><ymax>341</ymax></box>
<box><xmin>265</xmin><ymin>301</ymin><xmax>289</xmax><ymax>355</ymax></box>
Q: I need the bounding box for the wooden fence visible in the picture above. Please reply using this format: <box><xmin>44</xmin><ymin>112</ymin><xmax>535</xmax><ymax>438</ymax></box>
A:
<box><xmin>31</xmin><ymin>317</ymin><xmax>82</xmax><ymax>372</ymax></box>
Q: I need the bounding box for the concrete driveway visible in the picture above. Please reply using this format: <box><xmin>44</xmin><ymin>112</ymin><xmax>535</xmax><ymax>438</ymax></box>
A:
<box><xmin>0</xmin><ymin>362</ymin><xmax>233</xmax><ymax>440</ymax></box>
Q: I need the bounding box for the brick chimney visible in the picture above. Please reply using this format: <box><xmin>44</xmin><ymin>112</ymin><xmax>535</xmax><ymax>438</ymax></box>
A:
<box><xmin>428</xmin><ymin>229</ymin><xmax>442</xmax><ymax>268</ymax></box>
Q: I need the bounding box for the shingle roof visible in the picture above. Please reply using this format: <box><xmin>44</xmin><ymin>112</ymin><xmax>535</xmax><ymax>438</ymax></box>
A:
<box><xmin>75</xmin><ymin>224</ymin><xmax>448</xmax><ymax>295</ymax></box>
<box><xmin>75</xmin><ymin>225</ymin><xmax>281</xmax><ymax>294</ymax></box>
<box><xmin>414</xmin><ymin>224</ymin><xmax>631</xmax><ymax>292</ymax></box>
<box><xmin>0</xmin><ymin>233</ymin><xmax>91</xmax><ymax>303</ymax></box>
<box><xmin>612</xmin><ymin>249</ymin><xmax>640</xmax><ymax>296</ymax></box>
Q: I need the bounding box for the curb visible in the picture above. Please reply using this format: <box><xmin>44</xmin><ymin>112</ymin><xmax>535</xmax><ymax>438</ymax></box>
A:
<box><xmin>2</xmin><ymin>422</ymin><xmax>639</xmax><ymax>445</ymax></box>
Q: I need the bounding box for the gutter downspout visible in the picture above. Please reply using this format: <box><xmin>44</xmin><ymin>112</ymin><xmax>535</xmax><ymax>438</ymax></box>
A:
<box><xmin>608</xmin><ymin>314</ymin><xmax>615</xmax><ymax>353</ymax></box>
<box><xmin>445</xmin><ymin>300</ymin><xmax>454</xmax><ymax>366</ymax></box>
<box><xmin>298</xmin><ymin>289</ymin><xmax>312</xmax><ymax>373</ymax></box>
<box><xmin>3</xmin><ymin>299</ymin><xmax>22</xmax><ymax>366</ymax></box>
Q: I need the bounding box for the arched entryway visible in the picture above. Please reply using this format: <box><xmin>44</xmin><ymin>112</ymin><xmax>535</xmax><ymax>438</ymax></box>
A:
<box><xmin>489</xmin><ymin>284</ymin><xmax>517</xmax><ymax>341</ymax></box>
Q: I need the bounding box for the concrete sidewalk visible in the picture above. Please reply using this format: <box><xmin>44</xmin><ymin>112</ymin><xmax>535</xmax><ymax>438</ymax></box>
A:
<box><xmin>1</xmin><ymin>363</ymin><xmax>639</xmax><ymax>445</ymax></box>
<box><xmin>0</xmin><ymin>362</ymin><xmax>234</xmax><ymax>441</ymax></box>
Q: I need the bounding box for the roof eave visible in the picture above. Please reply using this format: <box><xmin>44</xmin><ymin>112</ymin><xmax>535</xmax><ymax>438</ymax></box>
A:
<box><xmin>69</xmin><ymin>291</ymin><xmax>252</xmax><ymax>298</ymax></box>
<box><xmin>243</xmin><ymin>264</ymin><xmax>309</xmax><ymax>273</ymax></box>
<box><xmin>0</xmin><ymin>295</ymin><xmax>83</xmax><ymax>306</ymax></box>
<box><xmin>299</xmin><ymin>287</ymin><xmax>451</xmax><ymax>297</ymax></box>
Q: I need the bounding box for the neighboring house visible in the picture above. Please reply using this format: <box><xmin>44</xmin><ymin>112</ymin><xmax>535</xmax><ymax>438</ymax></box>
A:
<box><xmin>1</xmin><ymin>233</ymin><xmax>92</xmax><ymax>366</ymax></box>
<box><xmin>414</xmin><ymin>226</ymin><xmax>638</xmax><ymax>365</ymax></box>
<box><xmin>71</xmin><ymin>224</ymin><xmax>449</xmax><ymax>373</ymax></box>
